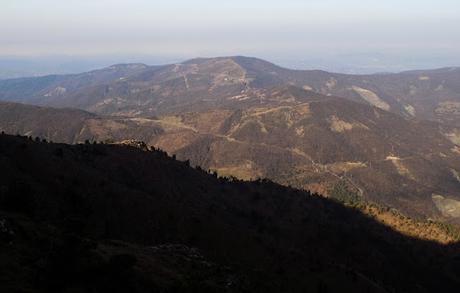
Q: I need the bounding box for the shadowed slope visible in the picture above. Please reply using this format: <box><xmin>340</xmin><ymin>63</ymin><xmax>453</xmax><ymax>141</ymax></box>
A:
<box><xmin>1</xmin><ymin>134</ymin><xmax>460</xmax><ymax>292</ymax></box>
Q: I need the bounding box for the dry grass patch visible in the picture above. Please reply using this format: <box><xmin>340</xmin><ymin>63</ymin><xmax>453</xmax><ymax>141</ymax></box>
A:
<box><xmin>432</xmin><ymin>194</ymin><xmax>460</xmax><ymax>218</ymax></box>
<box><xmin>156</xmin><ymin>116</ymin><xmax>197</xmax><ymax>132</ymax></box>
<box><xmin>442</xmin><ymin>129</ymin><xmax>460</xmax><ymax>145</ymax></box>
<box><xmin>451</xmin><ymin>145</ymin><xmax>460</xmax><ymax>155</ymax></box>
<box><xmin>86</xmin><ymin>119</ymin><xmax>128</xmax><ymax>137</ymax></box>
<box><xmin>362</xmin><ymin>204</ymin><xmax>458</xmax><ymax>244</ymax></box>
<box><xmin>328</xmin><ymin>115</ymin><xmax>369</xmax><ymax>133</ymax></box>
<box><xmin>385</xmin><ymin>156</ymin><xmax>415</xmax><ymax>180</ymax></box>
<box><xmin>327</xmin><ymin>161</ymin><xmax>367</xmax><ymax>173</ymax></box>
<box><xmin>435</xmin><ymin>101</ymin><xmax>460</xmax><ymax>115</ymax></box>
<box><xmin>352</xmin><ymin>86</ymin><xmax>390</xmax><ymax>111</ymax></box>
<box><xmin>212</xmin><ymin>160</ymin><xmax>261</xmax><ymax>181</ymax></box>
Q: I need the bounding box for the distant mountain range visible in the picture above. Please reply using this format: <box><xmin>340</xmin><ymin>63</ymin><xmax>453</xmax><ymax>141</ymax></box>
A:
<box><xmin>1</xmin><ymin>57</ymin><xmax>460</xmax><ymax>222</ymax></box>
<box><xmin>1</xmin><ymin>56</ymin><xmax>459</xmax><ymax>125</ymax></box>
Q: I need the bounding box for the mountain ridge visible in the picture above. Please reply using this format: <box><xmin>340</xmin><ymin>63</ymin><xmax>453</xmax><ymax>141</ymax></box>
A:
<box><xmin>0</xmin><ymin>56</ymin><xmax>459</xmax><ymax>128</ymax></box>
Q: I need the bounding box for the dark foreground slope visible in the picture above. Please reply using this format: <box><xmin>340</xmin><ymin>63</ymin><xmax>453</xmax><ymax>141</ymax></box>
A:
<box><xmin>1</xmin><ymin>134</ymin><xmax>460</xmax><ymax>293</ymax></box>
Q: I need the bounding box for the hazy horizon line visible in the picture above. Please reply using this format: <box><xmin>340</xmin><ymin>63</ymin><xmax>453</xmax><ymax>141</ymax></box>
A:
<box><xmin>0</xmin><ymin>53</ymin><xmax>460</xmax><ymax>80</ymax></box>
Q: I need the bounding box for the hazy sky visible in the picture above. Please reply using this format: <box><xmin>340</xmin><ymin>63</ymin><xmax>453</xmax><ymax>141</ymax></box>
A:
<box><xmin>1</xmin><ymin>0</ymin><xmax>460</xmax><ymax>69</ymax></box>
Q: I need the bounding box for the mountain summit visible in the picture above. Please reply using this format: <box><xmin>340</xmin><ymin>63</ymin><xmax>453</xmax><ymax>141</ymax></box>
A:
<box><xmin>2</xmin><ymin>56</ymin><xmax>460</xmax><ymax>125</ymax></box>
